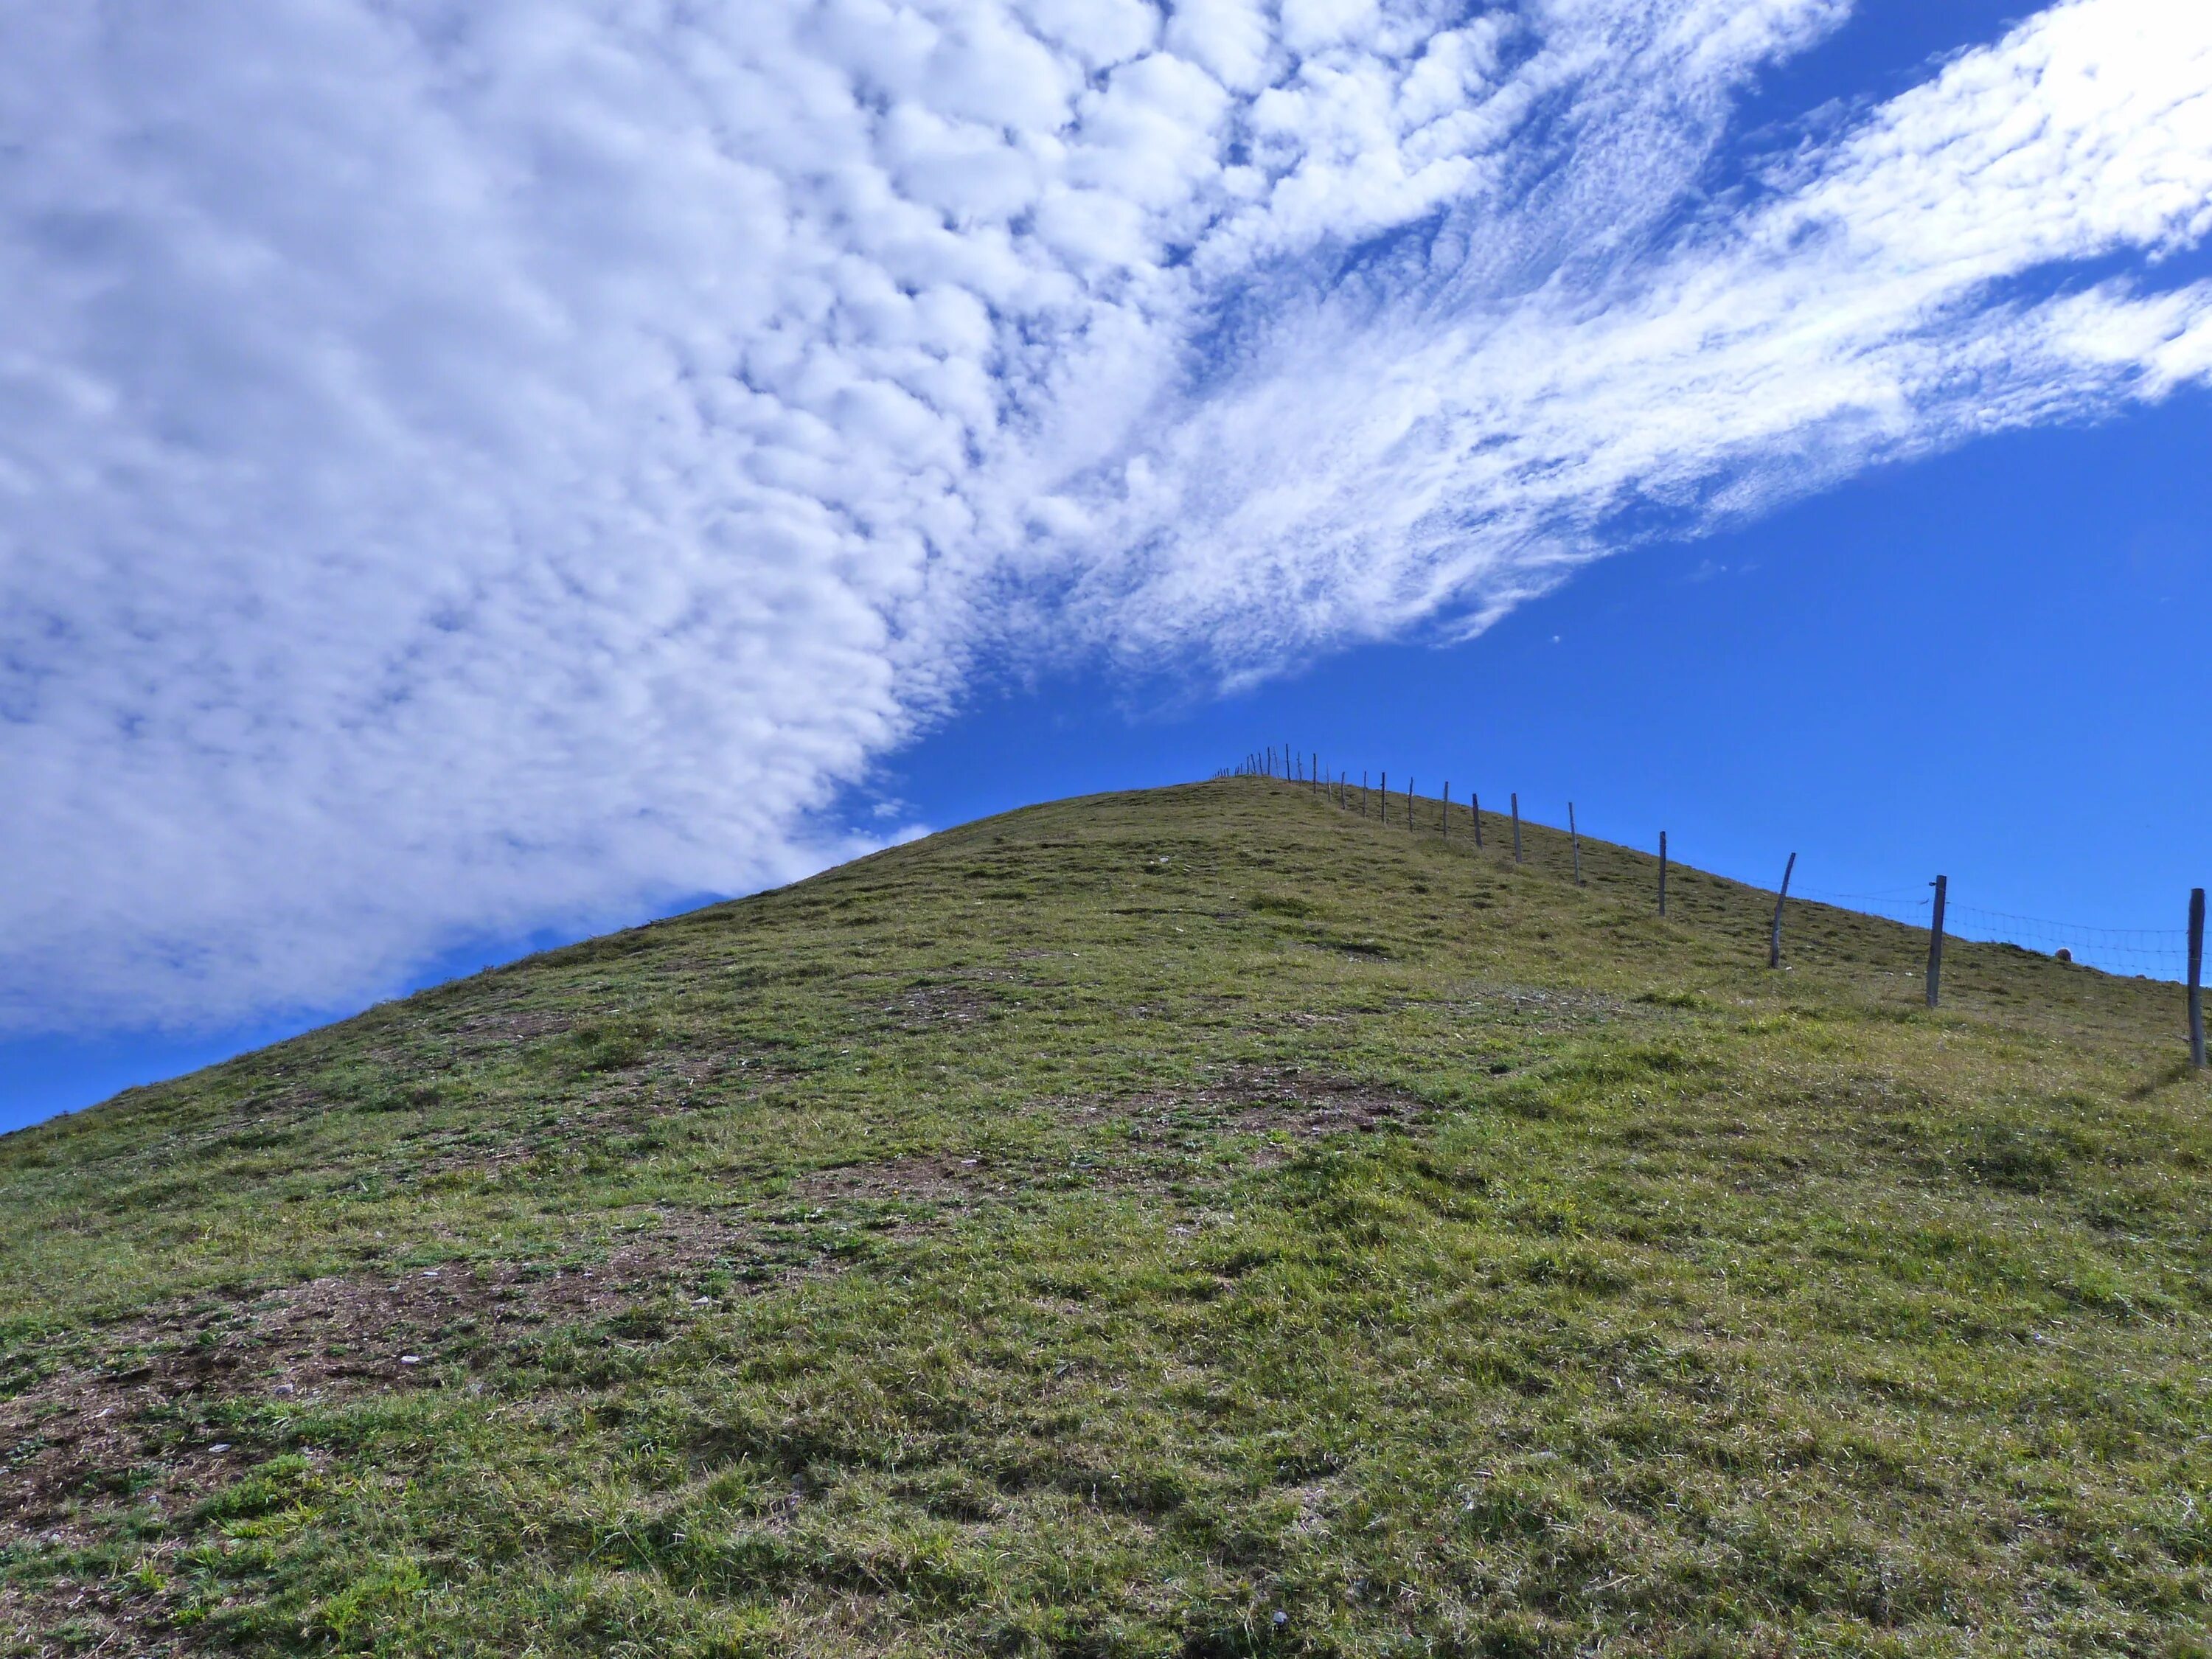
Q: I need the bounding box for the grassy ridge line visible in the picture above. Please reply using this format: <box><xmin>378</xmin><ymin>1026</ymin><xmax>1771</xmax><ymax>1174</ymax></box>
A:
<box><xmin>2</xmin><ymin>777</ymin><xmax>2208</xmax><ymax>1655</ymax></box>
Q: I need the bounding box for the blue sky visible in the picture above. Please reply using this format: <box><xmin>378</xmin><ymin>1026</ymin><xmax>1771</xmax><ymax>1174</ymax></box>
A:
<box><xmin>4</xmin><ymin>0</ymin><xmax>2211</xmax><ymax>1130</ymax></box>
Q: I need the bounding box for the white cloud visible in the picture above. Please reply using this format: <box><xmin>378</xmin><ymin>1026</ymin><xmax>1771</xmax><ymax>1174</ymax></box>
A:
<box><xmin>0</xmin><ymin>0</ymin><xmax>2206</xmax><ymax>1032</ymax></box>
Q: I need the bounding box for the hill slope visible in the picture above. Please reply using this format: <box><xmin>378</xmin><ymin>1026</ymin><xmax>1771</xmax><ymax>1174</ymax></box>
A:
<box><xmin>3</xmin><ymin>779</ymin><xmax>2208</xmax><ymax>1656</ymax></box>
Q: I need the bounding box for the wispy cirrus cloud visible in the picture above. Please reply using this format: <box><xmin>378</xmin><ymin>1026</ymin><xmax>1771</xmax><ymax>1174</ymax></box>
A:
<box><xmin>0</xmin><ymin>0</ymin><xmax>2206</xmax><ymax>1031</ymax></box>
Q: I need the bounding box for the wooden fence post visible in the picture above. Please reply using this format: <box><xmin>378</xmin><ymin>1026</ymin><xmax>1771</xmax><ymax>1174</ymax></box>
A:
<box><xmin>1472</xmin><ymin>792</ymin><xmax>1482</xmax><ymax>849</ymax></box>
<box><xmin>1658</xmin><ymin>831</ymin><xmax>1668</xmax><ymax>916</ymax></box>
<box><xmin>1312</xmin><ymin>754</ymin><xmax>1318</xmax><ymax>794</ymax></box>
<box><xmin>1406</xmin><ymin>777</ymin><xmax>1413</xmax><ymax>830</ymax></box>
<box><xmin>1362</xmin><ymin>771</ymin><xmax>1368</xmax><ymax>817</ymax></box>
<box><xmin>1768</xmin><ymin>852</ymin><xmax>1796</xmax><ymax>969</ymax></box>
<box><xmin>2189</xmin><ymin>887</ymin><xmax>2205</xmax><ymax>1070</ymax></box>
<box><xmin>1441</xmin><ymin>783</ymin><xmax>1450</xmax><ymax>838</ymax></box>
<box><xmin>1381</xmin><ymin>772</ymin><xmax>1388</xmax><ymax>825</ymax></box>
<box><xmin>1568</xmin><ymin>803</ymin><xmax>1582</xmax><ymax>886</ymax></box>
<box><xmin>1926</xmin><ymin>876</ymin><xmax>1947</xmax><ymax>1009</ymax></box>
<box><xmin>1511</xmin><ymin>794</ymin><xmax>1523</xmax><ymax>863</ymax></box>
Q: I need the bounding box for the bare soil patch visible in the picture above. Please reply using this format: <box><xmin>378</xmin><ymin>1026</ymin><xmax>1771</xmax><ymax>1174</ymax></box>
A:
<box><xmin>880</xmin><ymin>983</ymin><xmax>1004</xmax><ymax>1031</ymax></box>
<box><xmin>1206</xmin><ymin>1064</ymin><xmax>1429</xmax><ymax>1138</ymax></box>
<box><xmin>793</xmin><ymin>1155</ymin><xmax>1003</xmax><ymax>1205</ymax></box>
<box><xmin>430</xmin><ymin>1006</ymin><xmax>574</xmax><ymax>1061</ymax></box>
<box><xmin>1062</xmin><ymin>1064</ymin><xmax>1430</xmax><ymax>1153</ymax></box>
<box><xmin>0</xmin><ymin>1214</ymin><xmax>822</xmax><ymax>1551</ymax></box>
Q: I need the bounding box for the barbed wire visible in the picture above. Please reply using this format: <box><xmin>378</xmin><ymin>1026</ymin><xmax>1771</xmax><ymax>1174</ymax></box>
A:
<box><xmin>1792</xmin><ymin>883</ymin><xmax>2188</xmax><ymax>979</ymax></box>
<box><xmin>1230</xmin><ymin>754</ymin><xmax>2200</xmax><ymax>988</ymax></box>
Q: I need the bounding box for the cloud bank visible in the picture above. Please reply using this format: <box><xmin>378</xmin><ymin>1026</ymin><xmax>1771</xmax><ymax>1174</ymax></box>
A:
<box><xmin>1</xmin><ymin>0</ymin><xmax>2208</xmax><ymax>1029</ymax></box>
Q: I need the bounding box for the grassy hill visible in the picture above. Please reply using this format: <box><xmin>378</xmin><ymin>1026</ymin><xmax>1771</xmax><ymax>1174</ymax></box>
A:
<box><xmin>3</xmin><ymin>778</ymin><xmax>2208</xmax><ymax>1657</ymax></box>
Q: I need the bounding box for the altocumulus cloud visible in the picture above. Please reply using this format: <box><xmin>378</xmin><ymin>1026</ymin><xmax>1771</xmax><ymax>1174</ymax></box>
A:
<box><xmin>1</xmin><ymin>0</ymin><xmax>2208</xmax><ymax>1031</ymax></box>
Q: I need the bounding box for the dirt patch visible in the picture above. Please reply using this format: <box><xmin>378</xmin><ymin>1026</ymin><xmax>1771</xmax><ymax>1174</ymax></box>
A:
<box><xmin>872</xmin><ymin>974</ymin><xmax>1023</xmax><ymax>1033</ymax></box>
<box><xmin>1209</xmin><ymin>1065</ymin><xmax>1429</xmax><ymax>1138</ymax></box>
<box><xmin>891</xmin><ymin>986</ymin><xmax>1000</xmax><ymax>1029</ymax></box>
<box><xmin>0</xmin><ymin>1573</ymin><xmax>187</xmax><ymax>1658</ymax></box>
<box><xmin>434</xmin><ymin>1005</ymin><xmax>574</xmax><ymax>1060</ymax></box>
<box><xmin>0</xmin><ymin>1212</ymin><xmax>847</xmax><ymax>1553</ymax></box>
<box><xmin>1063</xmin><ymin>1064</ymin><xmax>1430</xmax><ymax>1152</ymax></box>
<box><xmin>793</xmin><ymin>1155</ymin><xmax>1004</xmax><ymax>1205</ymax></box>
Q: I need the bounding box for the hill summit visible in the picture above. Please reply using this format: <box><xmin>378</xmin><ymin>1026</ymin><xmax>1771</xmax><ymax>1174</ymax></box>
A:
<box><xmin>4</xmin><ymin>779</ymin><xmax>2207</xmax><ymax>1655</ymax></box>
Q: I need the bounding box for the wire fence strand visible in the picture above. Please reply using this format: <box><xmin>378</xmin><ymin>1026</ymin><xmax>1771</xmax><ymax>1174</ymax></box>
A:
<box><xmin>1228</xmin><ymin>755</ymin><xmax>2199</xmax><ymax>987</ymax></box>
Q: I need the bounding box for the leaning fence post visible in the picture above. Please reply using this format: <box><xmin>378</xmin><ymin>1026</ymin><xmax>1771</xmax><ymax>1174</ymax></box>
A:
<box><xmin>1768</xmin><ymin>852</ymin><xmax>1797</xmax><ymax>969</ymax></box>
<box><xmin>1926</xmin><ymin>875</ymin><xmax>1947</xmax><ymax>1009</ymax></box>
<box><xmin>1658</xmin><ymin>831</ymin><xmax>1668</xmax><ymax>916</ymax></box>
<box><xmin>2189</xmin><ymin>888</ymin><xmax>2205</xmax><ymax>1070</ymax></box>
<box><xmin>1511</xmin><ymin>794</ymin><xmax>1523</xmax><ymax>863</ymax></box>
<box><xmin>1568</xmin><ymin>802</ymin><xmax>1582</xmax><ymax>886</ymax></box>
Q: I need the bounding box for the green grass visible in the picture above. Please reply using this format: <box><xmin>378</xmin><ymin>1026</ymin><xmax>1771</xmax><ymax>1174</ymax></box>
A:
<box><xmin>3</xmin><ymin>777</ymin><xmax>2208</xmax><ymax>1656</ymax></box>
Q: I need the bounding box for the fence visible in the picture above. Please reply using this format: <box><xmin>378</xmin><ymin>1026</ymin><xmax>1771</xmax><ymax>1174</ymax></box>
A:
<box><xmin>1791</xmin><ymin>884</ymin><xmax>2193</xmax><ymax>982</ymax></box>
<box><xmin>1229</xmin><ymin>744</ymin><xmax>2207</xmax><ymax>1066</ymax></box>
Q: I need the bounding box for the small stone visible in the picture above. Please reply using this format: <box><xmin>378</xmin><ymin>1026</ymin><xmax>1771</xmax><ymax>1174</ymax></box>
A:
<box><xmin>209</xmin><ymin>1444</ymin><xmax>231</xmax><ymax>1453</ymax></box>
<box><xmin>1272</xmin><ymin>1610</ymin><xmax>1288</xmax><ymax>1628</ymax></box>
<box><xmin>692</xmin><ymin>1296</ymin><xmax>712</xmax><ymax>1306</ymax></box>
<box><xmin>399</xmin><ymin>1354</ymin><xmax>423</xmax><ymax>1366</ymax></box>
